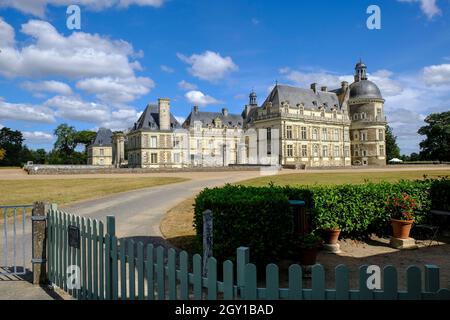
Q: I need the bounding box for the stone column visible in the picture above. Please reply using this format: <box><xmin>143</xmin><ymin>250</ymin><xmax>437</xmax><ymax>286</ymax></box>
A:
<box><xmin>112</xmin><ymin>132</ymin><xmax>125</xmax><ymax>168</ymax></box>
<box><xmin>32</xmin><ymin>201</ymin><xmax>49</xmax><ymax>285</ymax></box>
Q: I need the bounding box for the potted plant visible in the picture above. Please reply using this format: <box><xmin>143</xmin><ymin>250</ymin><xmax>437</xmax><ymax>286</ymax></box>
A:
<box><xmin>386</xmin><ymin>193</ymin><xmax>417</xmax><ymax>239</ymax></box>
<box><xmin>298</xmin><ymin>232</ymin><xmax>322</xmax><ymax>265</ymax></box>
<box><xmin>320</xmin><ymin>220</ymin><xmax>341</xmax><ymax>245</ymax></box>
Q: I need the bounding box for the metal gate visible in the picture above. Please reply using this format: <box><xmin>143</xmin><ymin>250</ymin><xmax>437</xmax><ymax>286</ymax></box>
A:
<box><xmin>0</xmin><ymin>205</ymin><xmax>33</xmax><ymax>276</ymax></box>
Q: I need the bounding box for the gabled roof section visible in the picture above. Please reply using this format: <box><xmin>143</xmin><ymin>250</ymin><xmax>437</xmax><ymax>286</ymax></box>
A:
<box><xmin>133</xmin><ymin>104</ymin><xmax>182</xmax><ymax>131</ymax></box>
<box><xmin>183</xmin><ymin>109</ymin><xmax>243</xmax><ymax>128</ymax></box>
<box><xmin>263</xmin><ymin>85</ymin><xmax>341</xmax><ymax>111</ymax></box>
<box><xmin>92</xmin><ymin>128</ymin><xmax>113</xmax><ymax>146</ymax></box>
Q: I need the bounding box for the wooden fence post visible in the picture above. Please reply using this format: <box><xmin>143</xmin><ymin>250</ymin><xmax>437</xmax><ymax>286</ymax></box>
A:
<box><xmin>236</xmin><ymin>247</ymin><xmax>250</xmax><ymax>298</ymax></box>
<box><xmin>32</xmin><ymin>201</ymin><xmax>49</xmax><ymax>285</ymax></box>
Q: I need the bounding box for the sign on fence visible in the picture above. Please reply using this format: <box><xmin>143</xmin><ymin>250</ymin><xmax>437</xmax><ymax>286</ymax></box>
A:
<box><xmin>203</xmin><ymin>210</ymin><xmax>213</xmax><ymax>275</ymax></box>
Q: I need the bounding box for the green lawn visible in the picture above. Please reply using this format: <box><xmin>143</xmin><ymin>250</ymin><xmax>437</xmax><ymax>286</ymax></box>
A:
<box><xmin>239</xmin><ymin>169</ymin><xmax>450</xmax><ymax>187</ymax></box>
<box><xmin>0</xmin><ymin>177</ymin><xmax>189</xmax><ymax>206</ymax></box>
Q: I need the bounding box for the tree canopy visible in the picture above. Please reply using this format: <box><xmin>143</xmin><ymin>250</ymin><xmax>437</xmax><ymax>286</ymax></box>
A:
<box><xmin>385</xmin><ymin>124</ymin><xmax>401</xmax><ymax>161</ymax></box>
<box><xmin>418</xmin><ymin>111</ymin><xmax>450</xmax><ymax>161</ymax></box>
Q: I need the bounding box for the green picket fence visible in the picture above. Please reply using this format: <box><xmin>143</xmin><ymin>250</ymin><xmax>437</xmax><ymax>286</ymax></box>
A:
<box><xmin>47</xmin><ymin>206</ymin><xmax>450</xmax><ymax>300</ymax></box>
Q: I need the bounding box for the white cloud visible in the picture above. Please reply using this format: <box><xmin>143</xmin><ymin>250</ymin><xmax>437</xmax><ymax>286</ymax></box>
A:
<box><xmin>0</xmin><ymin>99</ymin><xmax>55</xmax><ymax>123</ymax></box>
<box><xmin>178</xmin><ymin>80</ymin><xmax>197</xmax><ymax>91</ymax></box>
<box><xmin>0</xmin><ymin>17</ymin><xmax>14</xmax><ymax>46</ymax></box>
<box><xmin>160</xmin><ymin>65</ymin><xmax>174</xmax><ymax>73</ymax></box>
<box><xmin>177</xmin><ymin>51</ymin><xmax>238</xmax><ymax>81</ymax></box>
<box><xmin>0</xmin><ymin>19</ymin><xmax>141</xmax><ymax>79</ymax></box>
<box><xmin>76</xmin><ymin>76</ymin><xmax>154</xmax><ymax>105</ymax></box>
<box><xmin>398</xmin><ymin>0</ymin><xmax>442</xmax><ymax>19</ymax></box>
<box><xmin>185</xmin><ymin>90</ymin><xmax>220</xmax><ymax>106</ymax></box>
<box><xmin>22</xmin><ymin>131</ymin><xmax>54</xmax><ymax>143</ymax></box>
<box><xmin>423</xmin><ymin>63</ymin><xmax>450</xmax><ymax>85</ymax></box>
<box><xmin>21</xmin><ymin>80</ymin><xmax>73</xmax><ymax>95</ymax></box>
<box><xmin>174</xmin><ymin>116</ymin><xmax>185</xmax><ymax>124</ymax></box>
<box><xmin>0</xmin><ymin>0</ymin><xmax>164</xmax><ymax>18</ymax></box>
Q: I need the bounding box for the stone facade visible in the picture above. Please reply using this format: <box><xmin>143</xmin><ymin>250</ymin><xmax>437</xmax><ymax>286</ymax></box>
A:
<box><xmin>109</xmin><ymin>60</ymin><xmax>387</xmax><ymax>169</ymax></box>
<box><xmin>87</xmin><ymin>128</ymin><xmax>113</xmax><ymax>166</ymax></box>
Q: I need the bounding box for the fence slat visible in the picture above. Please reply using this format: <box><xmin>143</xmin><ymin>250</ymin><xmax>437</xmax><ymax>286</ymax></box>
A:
<box><xmin>168</xmin><ymin>248</ymin><xmax>177</xmax><ymax>300</ymax></box>
<box><xmin>193</xmin><ymin>254</ymin><xmax>202</xmax><ymax>300</ymax></box>
<box><xmin>207</xmin><ymin>257</ymin><xmax>217</xmax><ymax>300</ymax></box>
<box><xmin>146</xmin><ymin>245</ymin><xmax>154</xmax><ymax>300</ymax></box>
<box><xmin>179</xmin><ymin>251</ymin><xmax>189</xmax><ymax>300</ymax></box>
<box><xmin>98</xmin><ymin>221</ymin><xmax>104</xmax><ymax>300</ymax></box>
<box><xmin>47</xmin><ymin>211</ymin><xmax>54</xmax><ymax>285</ymax></box>
<box><xmin>111</xmin><ymin>236</ymin><xmax>119</xmax><ymax>300</ymax></box>
<box><xmin>137</xmin><ymin>242</ymin><xmax>145</xmax><ymax>300</ymax></box>
<box><xmin>104</xmin><ymin>234</ymin><xmax>111</xmax><ymax>300</ymax></box>
<box><xmin>335</xmin><ymin>265</ymin><xmax>349</xmax><ymax>300</ymax></box>
<box><xmin>87</xmin><ymin>219</ymin><xmax>93</xmax><ymax>299</ymax></box>
<box><xmin>266</xmin><ymin>264</ymin><xmax>279</xmax><ymax>300</ymax></box>
<box><xmin>57</xmin><ymin>211</ymin><xmax>62</xmax><ymax>289</ymax></box>
<box><xmin>359</xmin><ymin>265</ymin><xmax>373</xmax><ymax>300</ymax></box>
<box><xmin>236</xmin><ymin>247</ymin><xmax>249</xmax><ymax>291</ymax></box>
<box><xmin>119</xmin><ymin>239</ymin><xmax>127</xmax><ymax>300</ymax></box>
<box><xmin>156</xmin><ymin>246</ymin><xmax>165</xmax><ymax>300</ymax></box>
<box><xmin>382</xmin><ymin>265</ymin><xmax>398</xmax><ymax>300</ymax></box>
<box><xmin>76</xmin><ymin>216</ymin><xmax>81</xmax><ymax>299</ymax></box>
<box><xmin>92</xmin><ymin>220</ymin><xmax>98</xmax><ymax>300</ymax></box>
<box><xmin>66</xmin><ymin>214</ymin><xmax>73</xmax><ymax>297</ymax></box>
<box><xmin>406</xmin><ymin>266</ymin><xmax>421</xmax><ymax>300</ymax></box>
<box><xmin>288</xmin><ymin>264</ymin><xmax>302</xmax><ymax>300</ymax></box>
<box><xmin>128</xmin><ymin>240</ymin><xmax>135</xmax><ymax>300</ymax></box>
<box><xmin>81</xmin><ymin>217</ymin><xmax>87</xmax><ymax>299</ymax></box>
<box><xmin>70</xmin><ymin>215</ymin><xmax>77</xmax><ymax>298</ymax></box>
<box><xmin>311</xmin><ymin>265</ymin><xmax>325</xmax><ymax>300</ymax></box>
<box><xmin>63</xmin><ymin>213</ymin><xmax>68</xmax><ymax>292</ymax></box>
<box><xmin>244</xmin><ymin>263</ymin><xmax>257</xmax><ymax>300</ymax></box>
<box><xmin>223</xmin><ymin>260</ymin><xmax>234</xmax><ymax>300</ymax></box>
<box><xmin>424</xmin><ymin>265</ymin><xmax>440</xmax><ymax>293</ymax></box>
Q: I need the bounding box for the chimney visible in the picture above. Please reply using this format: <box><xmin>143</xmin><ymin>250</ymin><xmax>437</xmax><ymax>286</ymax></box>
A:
<box><xmin>310</xmin><ymin>83</ymin><xmax>318</xmax><ymax>94</ymax></box>
<box><xmin>321</xmin><ymin>86</ymin><xmax>328</xmax><ymax>92</ymax></box>
<box><xmin>222</xmin><ymin>108</ymin><xmax>229</xmax><ymax>117</ymax></box>
<box><xmin>158</xmin><ymin>98</ymin><xmax>170</xmax><ymax>131</ymax></box>
<box><xmin>193</xmin><ymin>106</ymin><xmax>199</xmax><ymax>113</ymax></box>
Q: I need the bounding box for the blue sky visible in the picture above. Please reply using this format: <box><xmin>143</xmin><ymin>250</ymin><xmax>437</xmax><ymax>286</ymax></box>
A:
<box><xmin>1</xmin><ymin>0</ymin><xmax>450</xmax><ymax>154</ymax></box>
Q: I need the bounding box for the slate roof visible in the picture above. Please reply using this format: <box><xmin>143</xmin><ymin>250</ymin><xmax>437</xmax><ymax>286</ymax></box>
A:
<box><xmin>133</xmin><ymin>104</ymin><xmax>182</xmax><ymax>131</ymax></box>
<box><xmin>349</xmin><ymin>80</ymin><xmax>383</xmax><ymax>100</ymax></box>
<box><xmin>183</xmin><ymin>109</ymin><xmax>243</xmax><ymax>128</ymax></box>
<box><xmin>262</xmin><ymin>85</ymin><xmax>341</xmax><ymax>111</ymax></box>
<box><xmin>92</xmin><ymin>128</ymin><xmax>113</xmax><ymax>146</ymax></box>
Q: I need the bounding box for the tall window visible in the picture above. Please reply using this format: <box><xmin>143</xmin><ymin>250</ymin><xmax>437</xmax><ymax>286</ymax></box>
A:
<box><xmin>378</xmin><ymin>129</ymin><xmax>384</xmax><ymax>141</ymax></box>
<box><xmin>286</xmin><ymin>126</ymin><xmax>293</xmax><ymax>139</ymax></box>
<box><xmin>313</xmin><ymin>144</ymin><xmax>319</xmax><ymax>157</ymax></box>
<box><xmin>334</xmin><ymin>129</ymin><xmax>339</xmax><ymax>141</ymax></box>
<box><xmin>360</xmin><ymin>132</ymin><xmax>367</xmax><ymax>141</ymax></box>
<box><xmin>173</xmin><ymin>153</ymin><xmax>180</xmax><ymax>163</ymax></box>
<box><xmin>287</xmin><ymin>145</ymin><xmax>293</xmax><ymax>157</ymax></box>
<box><xmin>301</xmin><ymin>145</ymin><xmax>307</xmax><ymax>157</ymax></box>
<box><xmin>151</xmin><ymin>153</ymin><xmax>158</xmax><ymax>164</ymax></box>
<box><xmin>344</xmin><ymin>146</ymin><xmax>350</xmax><ymax>158</ymax></box>
<box><xmin>301</xmin><ymin>127</ymin><xmax>307</xmax><ymax>140</ymax></box>
<box><xmin>379</xmin><ymin>145</ymin><xmax>385</xmax><ymax>156</ymax></box>
<box><xmin>312</xmin><ymin>128</ymin><xmax>318</xmax><ymax>140</ymax></box>
<box><xmin>100</xmin><ymin>148</ymin><xmax>104</xmax><ymax>156</ymax></box>
<box><xmin>344</xmin><ymin>129</ymin><xmax>349</xmax><ymax>142</ymax></box>
<box><xmin>322</xmin><ymin>128</ymin><xmax>328</xmax><ymax>141</ymax></box>
<box><xmin>323</xmin><ymin>145</ymin><xmax>328</xmax><ymax>158</ymax></box>
<box><xmin>150</xmin><ymin>136</ymin><xmax>157</xmax><ymax>148</ymax></box>
<box><xmin>334</xmin><ymin>145</ymin><xmax>340</xmax><ymax>157</ymax></box>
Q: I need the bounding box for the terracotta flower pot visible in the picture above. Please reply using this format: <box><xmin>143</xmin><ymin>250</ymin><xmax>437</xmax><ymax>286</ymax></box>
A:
<box><xmin>299</xmin><ymin>247</ymin><xmax>319</xmax><ymax>265</ymax></box>
<box><xmin>391</xmin><ymin>218</ymin><xmax>414</xmax><ymax>239</ymax></box>
<box><xmin>322</xmin><ymin>229</ymin><xmax>341</xmax><ymax>245</ymax></box>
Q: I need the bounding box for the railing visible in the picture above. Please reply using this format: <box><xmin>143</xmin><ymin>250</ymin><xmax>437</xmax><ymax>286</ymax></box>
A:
<box><xmin>47</xmin><ymin>207</ymin><xmax>450</xmax><ymax>300</ymax></box>
<box><xmin>1</xmin><ymin>205</ymin><xmax>33</xmax><ymax>275</ymax></box>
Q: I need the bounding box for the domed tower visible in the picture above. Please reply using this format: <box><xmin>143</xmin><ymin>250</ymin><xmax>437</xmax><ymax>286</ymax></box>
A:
<box><xmin>349</xmin><ymin>61</ymin><xmax>387</xmax><ymax>166</ymax></box>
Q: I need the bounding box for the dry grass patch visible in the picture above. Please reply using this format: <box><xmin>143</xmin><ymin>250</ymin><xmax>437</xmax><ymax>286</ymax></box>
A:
<box><xmin>239</xmin><ymin>169</ymin><xmax>450</xmax><ymax>187</ymax></box>
<box><xmin>160</xmin><ymin>196</ymin><xmax>197</xmax><ymax>252</ymax></box>
<box><xmin>0</xmin><ymin>177</ymin><xmax>188</xmax><ymax>206</ymax></box>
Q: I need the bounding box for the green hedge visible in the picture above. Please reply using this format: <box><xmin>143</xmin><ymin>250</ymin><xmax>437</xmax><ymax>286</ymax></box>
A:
<box><xmin>194</xmin><ymin>177</ymin><xmax>448</xmax><ymax>263</ymax></box>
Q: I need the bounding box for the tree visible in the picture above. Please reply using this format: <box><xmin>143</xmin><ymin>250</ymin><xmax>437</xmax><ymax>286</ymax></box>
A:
<box><xmin>0</xmin><ymin>127</ymin><xmax>25</xmax><ymax>166</ymax></box>
<box><xmin>385</xmin><ymin>125</ymin><xmax>400</xmax><ymax>161</ymax></box>
<box><xmin>0</xmin><ymin>148</ymin><xmax>6</xmax><ymax>161</ymax></box>
<box><xmin>75</xmin><ymin>130</ymin><xmax>96</xmax><ymax>148</ymax></box>
<box><xmin>418</xmin><ymin>111</ymin><xmax>450</xmax><ymax>161</ymax></box>
<box><xmin>32</xmin><ymin>149</ymin><xmax>48</xmax><ymax>164</ymax></box>
<box><xmin>54</xmin><ymin>124</ymin><xmax>78</xmax><ymax>159</ymax></box>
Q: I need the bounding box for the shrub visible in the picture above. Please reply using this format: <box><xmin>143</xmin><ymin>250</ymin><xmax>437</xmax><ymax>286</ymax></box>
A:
<box><xmin>194</xmin><ymin>184</ymin><xmax>293</xmax><ymax>264</ymax></box>
<box><xmin>429</xmin><ymin>176</ymin><xmax>450</xmax><ymax>211</ymax></box>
